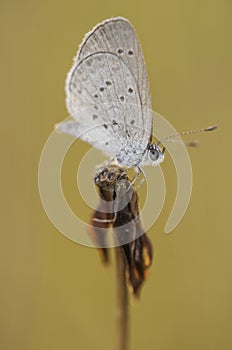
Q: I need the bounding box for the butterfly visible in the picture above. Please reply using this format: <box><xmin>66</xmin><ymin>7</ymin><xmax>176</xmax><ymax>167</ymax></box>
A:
<box><xmin>57</xmin><ymin>17</ymin><xmax>165</xmax><ymax>171</ymax></box>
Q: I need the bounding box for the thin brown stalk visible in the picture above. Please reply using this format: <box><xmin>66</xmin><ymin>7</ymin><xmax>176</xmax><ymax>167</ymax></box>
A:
<box><xmin>115</xmin><ymin>246</ymin><xmax>129</xmax><ymax>350</ymax></box>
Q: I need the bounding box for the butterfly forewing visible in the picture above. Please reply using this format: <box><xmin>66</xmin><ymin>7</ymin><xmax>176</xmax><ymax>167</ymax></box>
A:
<box><xmin>71</xmin><ymin>17</ymin><xmax>152</xmax><ymax>111</ymax></box>
<box><xmin>60</xmin><ymin>17</ymin><xmax>154</xmax><ymax>167</ymax></box>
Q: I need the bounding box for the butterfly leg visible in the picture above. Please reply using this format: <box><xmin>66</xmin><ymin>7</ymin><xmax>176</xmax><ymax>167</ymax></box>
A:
<box><xmin>135</xmin><ymin>167</ymin><xmax>146</xmax><ymax>190</ymax></box>
<box><xmin>104</xmin><ymin>156</ymin><xmax>117</xmax><ymax>168</ymax></box>
<box><xmin>127</xmin><ymin>166</ymin><xmax>146</xmax><ymax>191</ymax></box>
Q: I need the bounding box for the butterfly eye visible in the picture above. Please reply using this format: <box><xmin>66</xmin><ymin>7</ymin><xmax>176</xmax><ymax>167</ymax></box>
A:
<box><xmin>149</xmin><ymin>145</ymin><xmax>161</xmax><ymax>161</ymax></box>
<box><xmin>150</xmin><ymin>149</ymin><xmax>160</xmax><ymax>161</ymax></box>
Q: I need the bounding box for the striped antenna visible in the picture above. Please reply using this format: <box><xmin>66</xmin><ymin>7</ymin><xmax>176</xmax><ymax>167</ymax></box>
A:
<box><xmin>157</xmin><ymin>125</ymin><xmax>217</xmax><ymax>145</ymax></box>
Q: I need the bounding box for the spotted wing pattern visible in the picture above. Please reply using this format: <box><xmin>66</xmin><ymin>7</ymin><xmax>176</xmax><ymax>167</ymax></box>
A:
<box><xmin>58</xmin><ymin>17</ymin><xmax>153</xmax><ymax>167</ymax></box>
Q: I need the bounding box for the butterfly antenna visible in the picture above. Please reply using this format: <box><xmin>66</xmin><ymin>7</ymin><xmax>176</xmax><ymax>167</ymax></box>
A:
<box><xmin>157</xmin><ymin>125</ymin><xmax>217</xmax><ymax>145</ymax></box>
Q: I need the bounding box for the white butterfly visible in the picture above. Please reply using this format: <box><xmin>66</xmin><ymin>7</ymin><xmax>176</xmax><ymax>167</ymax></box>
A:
<box><xmin>57</xmin><ymin>17</ymin><xmax>165</xmax><ymax>169</ymax></box>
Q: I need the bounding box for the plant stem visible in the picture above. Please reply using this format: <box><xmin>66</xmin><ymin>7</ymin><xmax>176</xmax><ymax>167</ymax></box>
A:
<box><xmin>115</xmin><ymin>247</ymin><xmax>129</xmax><ymax>350</ymax></box>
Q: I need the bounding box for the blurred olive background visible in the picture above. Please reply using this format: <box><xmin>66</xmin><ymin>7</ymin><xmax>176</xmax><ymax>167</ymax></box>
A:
<box><xmin>1</xmin><ymin>0</ymin><xmax>231</xmax><ymax>349</ymax></box>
